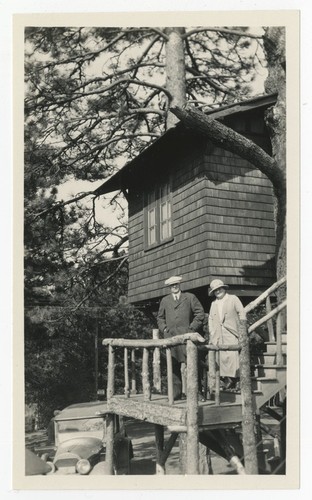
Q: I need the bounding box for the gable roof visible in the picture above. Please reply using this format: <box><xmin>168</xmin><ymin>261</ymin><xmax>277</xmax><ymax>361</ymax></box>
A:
<box><xmin>94</xmin><ymin>93</ymin><xmax>277</xmax><ymax>197</ymax></box>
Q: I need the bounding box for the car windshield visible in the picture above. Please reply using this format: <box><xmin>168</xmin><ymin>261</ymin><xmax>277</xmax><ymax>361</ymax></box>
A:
<box><xmin>56</xmin><ymin>417</ymin><xmax>106</xmax><ymax>444</ymax></box>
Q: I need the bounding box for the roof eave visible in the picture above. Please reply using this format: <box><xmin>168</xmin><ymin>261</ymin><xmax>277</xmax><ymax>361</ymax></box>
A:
<box><xmin>94</xmin><ymin>93</ymin><xmax>277</xmax><ymax>197</ymax></box>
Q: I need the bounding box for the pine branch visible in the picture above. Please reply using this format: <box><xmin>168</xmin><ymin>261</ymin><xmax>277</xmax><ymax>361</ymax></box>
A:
<box><xmin>65</xmin><ymin>132</ymin><xmax>160</xmax><ymax>168</ymax></box>
<box><xmin>186</xmin><ymin>67</ymin><xmax>237</xmax><ymax>97</ymax></box>
<box><xmin>71</xmin><ymin>256</ymin><xmax>128</xmax><ymax>312</ymax></box>
<box><xmin>72</xmin><ymin>62</ymin><xmax>165</xmax><ymax>93</ymax></box>
<box><xmin>150</xmin><ymin>28</ymin><xmax>169</xmax><ymax>41</ymax></box>
<box><xmin>183</xmin><ymin>27</ymin><xmax>263</xmax><ymax>40</ymax></box>
<box><xmin>36</xmin><ymin>29</ymin><xmax>140</xmax><ymax>70</ymax></box>
<box><xmin>30</xmin><ymin>191</ymin><xmax>95</xmax><ymax>220</ymax></box>
<box><xmin>26</xmin><ymin>78</ymin><xmax>172</xmax><ymax>112</ymax></box>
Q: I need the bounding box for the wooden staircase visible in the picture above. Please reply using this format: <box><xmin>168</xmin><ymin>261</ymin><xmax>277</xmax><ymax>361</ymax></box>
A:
<box><xmin>102</xmin><ymin>277</ymin><xmax>287</xmax><ymax>475</ymax></box>
<box><xmin>220</xmin><ymin>332</ymin><xmax>287</xmax><ymax>409</ymax></box>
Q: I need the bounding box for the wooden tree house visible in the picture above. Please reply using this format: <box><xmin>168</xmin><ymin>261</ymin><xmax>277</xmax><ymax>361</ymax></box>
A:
<box><xmin>95</xmin><ymin>93</ymin><xmax>278</xmax><ymax>311</ymax></box>
<box><xmin>95</xmin><ymin>94</ymin><xmax>287</xmax><ymax>475</ymax></box>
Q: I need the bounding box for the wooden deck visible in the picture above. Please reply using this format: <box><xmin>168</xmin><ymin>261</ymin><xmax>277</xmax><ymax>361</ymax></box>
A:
<box><xmin>102</xmin><ymin>278</ymin><xmax>287</xmax><ymax>474</ymax></box>
<box><xmin>108</xmin><ymin>394</ymin><xmax>243</xmax><ymax>429</ymax></box>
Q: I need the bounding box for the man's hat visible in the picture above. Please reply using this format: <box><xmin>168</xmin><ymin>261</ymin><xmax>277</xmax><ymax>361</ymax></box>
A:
<box><xmin>164</xmin><ymin>276</ymin><xmax>183</xmax><ymax>286</ymax></box>
<box><xmin>208</xmin><ymin>279</ymin><xmax>229</xmax><ymax>296</ymax></box>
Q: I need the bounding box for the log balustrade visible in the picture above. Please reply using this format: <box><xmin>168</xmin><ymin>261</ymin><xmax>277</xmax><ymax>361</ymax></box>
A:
<box><xmin>103</xmin><ymin>333</ymin><xmax>241</xmax><ymax>407</ymax></box>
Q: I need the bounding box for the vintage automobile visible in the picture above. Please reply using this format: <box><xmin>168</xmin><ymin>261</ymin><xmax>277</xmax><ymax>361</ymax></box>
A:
<box><xmin>34</xmin><ymin>401</ymin><xmax>133</xmax><ymax>475</ymax></box>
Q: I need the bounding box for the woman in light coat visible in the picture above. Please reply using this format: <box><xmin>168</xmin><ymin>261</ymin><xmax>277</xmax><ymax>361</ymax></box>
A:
<box><xmin>208</xmin><ymin>279</ymin><xmax>246</xmax><ymax>390</ymax></box>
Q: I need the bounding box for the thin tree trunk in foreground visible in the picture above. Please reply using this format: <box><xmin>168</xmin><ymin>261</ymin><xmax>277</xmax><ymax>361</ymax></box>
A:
<box><xmin>238</xmin><ymin>319</ymin><xmax>258</xmax><ymax>474</ymax></box>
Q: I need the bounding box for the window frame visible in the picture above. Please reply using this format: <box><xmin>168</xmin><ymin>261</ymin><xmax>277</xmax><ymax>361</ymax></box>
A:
<box><xmin>144</xmin><ymin>179</ymin><xmax>173</xmax><ymax>251</ymax></box>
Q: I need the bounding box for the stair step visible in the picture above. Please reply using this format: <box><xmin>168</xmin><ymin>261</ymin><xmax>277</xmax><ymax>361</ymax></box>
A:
<box><xmin>281</xmin><ymin>333</ymin><xmax>287</xmax><ymax>343</ymax></box>
<box><xmin>265</xmin><ymin>342</ymin><xmax>287</xmax><ymax>354</ymax></box>
<box><xmin>253</xmin><ymin>352</ymin><xmax>287</xmax><ymax>365</ymax></box>
<box><xmin>251</xmin><ymin>377</ymin><xmax>278</xmax><ymax>392</ymax></box>
<box><xmin>253</xmin><ymin>366</ymin><xmax>286</xmax><ymax>378</ymax></box>
<box><xmin>253</xmin><ymin>365</ymin><xmax>279</xmax><ymax>378</ymax></box>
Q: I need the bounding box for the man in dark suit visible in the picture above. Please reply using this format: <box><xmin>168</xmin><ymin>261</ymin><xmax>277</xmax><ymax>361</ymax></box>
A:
<box><xmin>157</xmin><ymin>276</ymin><xmax>205</xmax><ymax>400</ymax></box>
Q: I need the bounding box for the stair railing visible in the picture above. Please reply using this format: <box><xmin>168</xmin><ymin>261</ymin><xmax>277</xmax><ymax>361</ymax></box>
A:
<box><xmin>245</xmin><ymin>276</ymin><xmax>287</xmax><ymax>367</ymax></box>
<box><xmin>244</xmin><ymin>276</ymin><xmax>286</xmax><ymax>316</ymax></box>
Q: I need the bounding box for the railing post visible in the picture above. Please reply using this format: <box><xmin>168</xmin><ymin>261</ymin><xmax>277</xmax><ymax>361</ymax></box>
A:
<box><xmin>142</xmin><ymin>347</ymin><xmax>151</xmax><ymax>401</ymax></box>
<box><xmin>107</xmin><ymin>345</ymin><xmax>115</xmax><ymax>400</ymax></box>
<box><xmin>265</xmin><ymin>296</ymin><xmax>275</xmax><ymax>342</ymax></box>
<box><xmin>130</xmin><ymin>349</ymin><xmax>137</xmax><ymax>394</ymax></box>
<box><xmin>152</xmin><ymin>329</ymin><xmax>161</xmax><ymax>393</ymax></box>
<box><xmin>276</xmin><ymin>311</ymin><xmax>283</xmax><ymax>366</ymax></box>
<box><xmin>181</xmin><ymin>362</ymin><xmax>187</xmax><ymax>395</ymax></box>
<box><xmin>208</xmin><ymin>350</ymin><xmax>216</xmax><ymax>400</ymax></box>
<box><xmin>186</xmin><ymin>340</ymin><xmax>199</xmax><ymax>474</ymax></box>
<box><xmin>166</xmin><ymin>348</ymin><xmax>174</xmax><ymax>405</ymax></box>
<box><xmin>124</xmin><ymin>347</ymin><xmax>130</xmax><ymax>397</ymax></box>
<box><xmin>238</xmin><ymin>319</ymin><xmax>258</xmax><ymax>474</ymax></box>
<box><xmin>215</xmin><ymin>349</ymin><xmax>220</xmax><ymax>406</ymax></box>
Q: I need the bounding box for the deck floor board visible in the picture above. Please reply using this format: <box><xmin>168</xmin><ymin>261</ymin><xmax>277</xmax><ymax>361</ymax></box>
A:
<box><xmin>108</xmin><ymin>393</ymin><xmax>243</xmax><ymax>428</ymax></box>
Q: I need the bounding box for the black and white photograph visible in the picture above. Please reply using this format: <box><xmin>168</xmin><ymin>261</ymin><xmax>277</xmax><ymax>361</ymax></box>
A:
<box><xmin>7</xmin><ymin>4</ymin><xmax>302</xmax><ymax>493</ymax></box>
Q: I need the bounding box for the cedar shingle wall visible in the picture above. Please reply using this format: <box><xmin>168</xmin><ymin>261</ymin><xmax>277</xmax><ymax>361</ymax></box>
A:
<box><xmin>127</xmin><ymin>139</ymin><xmax>275</xmax><ymax>304</ymax></box>
<box><xmin>128</xmin><ymin>155</ymin><xmax>209</xmax><ymax>301</ymax></box>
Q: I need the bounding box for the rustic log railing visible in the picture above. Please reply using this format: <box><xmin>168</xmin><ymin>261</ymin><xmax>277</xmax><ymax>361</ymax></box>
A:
<box><xmin>103</xmin><ymin>332</ymin><xmax>205</xmax><ymax>402</ymax></box>
<box><xmin>103</xmin><ymin>334</ymin><xmax>241</xmax><ymax>407</ymax></box>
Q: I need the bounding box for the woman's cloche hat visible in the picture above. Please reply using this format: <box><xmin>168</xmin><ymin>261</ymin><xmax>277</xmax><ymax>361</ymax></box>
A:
<box><xmin>209</xmin><ymin>279</ymin><xmax>229</xmax><ymax>296</ymax></box>
<box><xmin>164</xmin><ymin>276</ymin><xmax>183</xmax><ymax>286</ymax></box>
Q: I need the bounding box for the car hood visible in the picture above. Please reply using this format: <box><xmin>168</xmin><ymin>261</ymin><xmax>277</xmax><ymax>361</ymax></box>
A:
<box><xmin>54</xmin><ymin>436</ymin><xmax>103</xmax><ymax>463</ymax></box>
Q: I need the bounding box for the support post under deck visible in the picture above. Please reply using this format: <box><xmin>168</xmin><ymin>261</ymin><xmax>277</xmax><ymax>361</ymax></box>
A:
<box><xmin>186</xmin><ymin>340</ymin><xmax>199</xmax><ymax>474</ymax></box>
<box><xmin>106</xmin><ymin>413</ymin><xmax>115</xmax><ymax>475</ymax></box>
<box><xmin>155</xmin><ymin>424</ymin><xmax>165</xmax><ymax>475</ymax></box>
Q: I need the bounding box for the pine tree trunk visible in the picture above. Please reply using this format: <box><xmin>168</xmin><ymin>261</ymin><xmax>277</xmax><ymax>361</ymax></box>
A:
<box><xmin>164</xmin><ymin>27</ymin><xmax>187</xmax><ymax>129</ymax></box>
<box><xmin>263</xmin><ymin>27</ymin><xmax>287</xmax><ymax>294</ymax></box>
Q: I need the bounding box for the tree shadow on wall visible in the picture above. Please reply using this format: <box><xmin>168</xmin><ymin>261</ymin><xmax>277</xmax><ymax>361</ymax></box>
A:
<box><xmin>240</xmin><ymin>257</ymin><xmax>276</xmax><ymax>283</ymax></box>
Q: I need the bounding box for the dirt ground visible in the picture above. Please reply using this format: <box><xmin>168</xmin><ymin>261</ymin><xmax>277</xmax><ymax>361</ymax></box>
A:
<box><xmin>125</xmin><ymin>419</ymin><xmax>234</xmax><ymax>475</ymax></box>
<box><xmin>26</xmin><ymin>415</ymin><xmax>279</xmax><ymax>476</ymax></box>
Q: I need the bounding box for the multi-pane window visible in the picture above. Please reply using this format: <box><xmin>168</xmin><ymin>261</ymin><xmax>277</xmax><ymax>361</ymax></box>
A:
<box><xmin>160</xmin><ymin>183</ymin><xmax>172</xmax><ymax>241</ymax></box>
<box><xmin>147</xmin><ymin>190</ymin><xmax>157</xmax><ymax>245</ymax></box>
<box><xmin>145</xmin><ymin>182</ymin><xmax>172</xmax><ymax>248</ymax></box>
